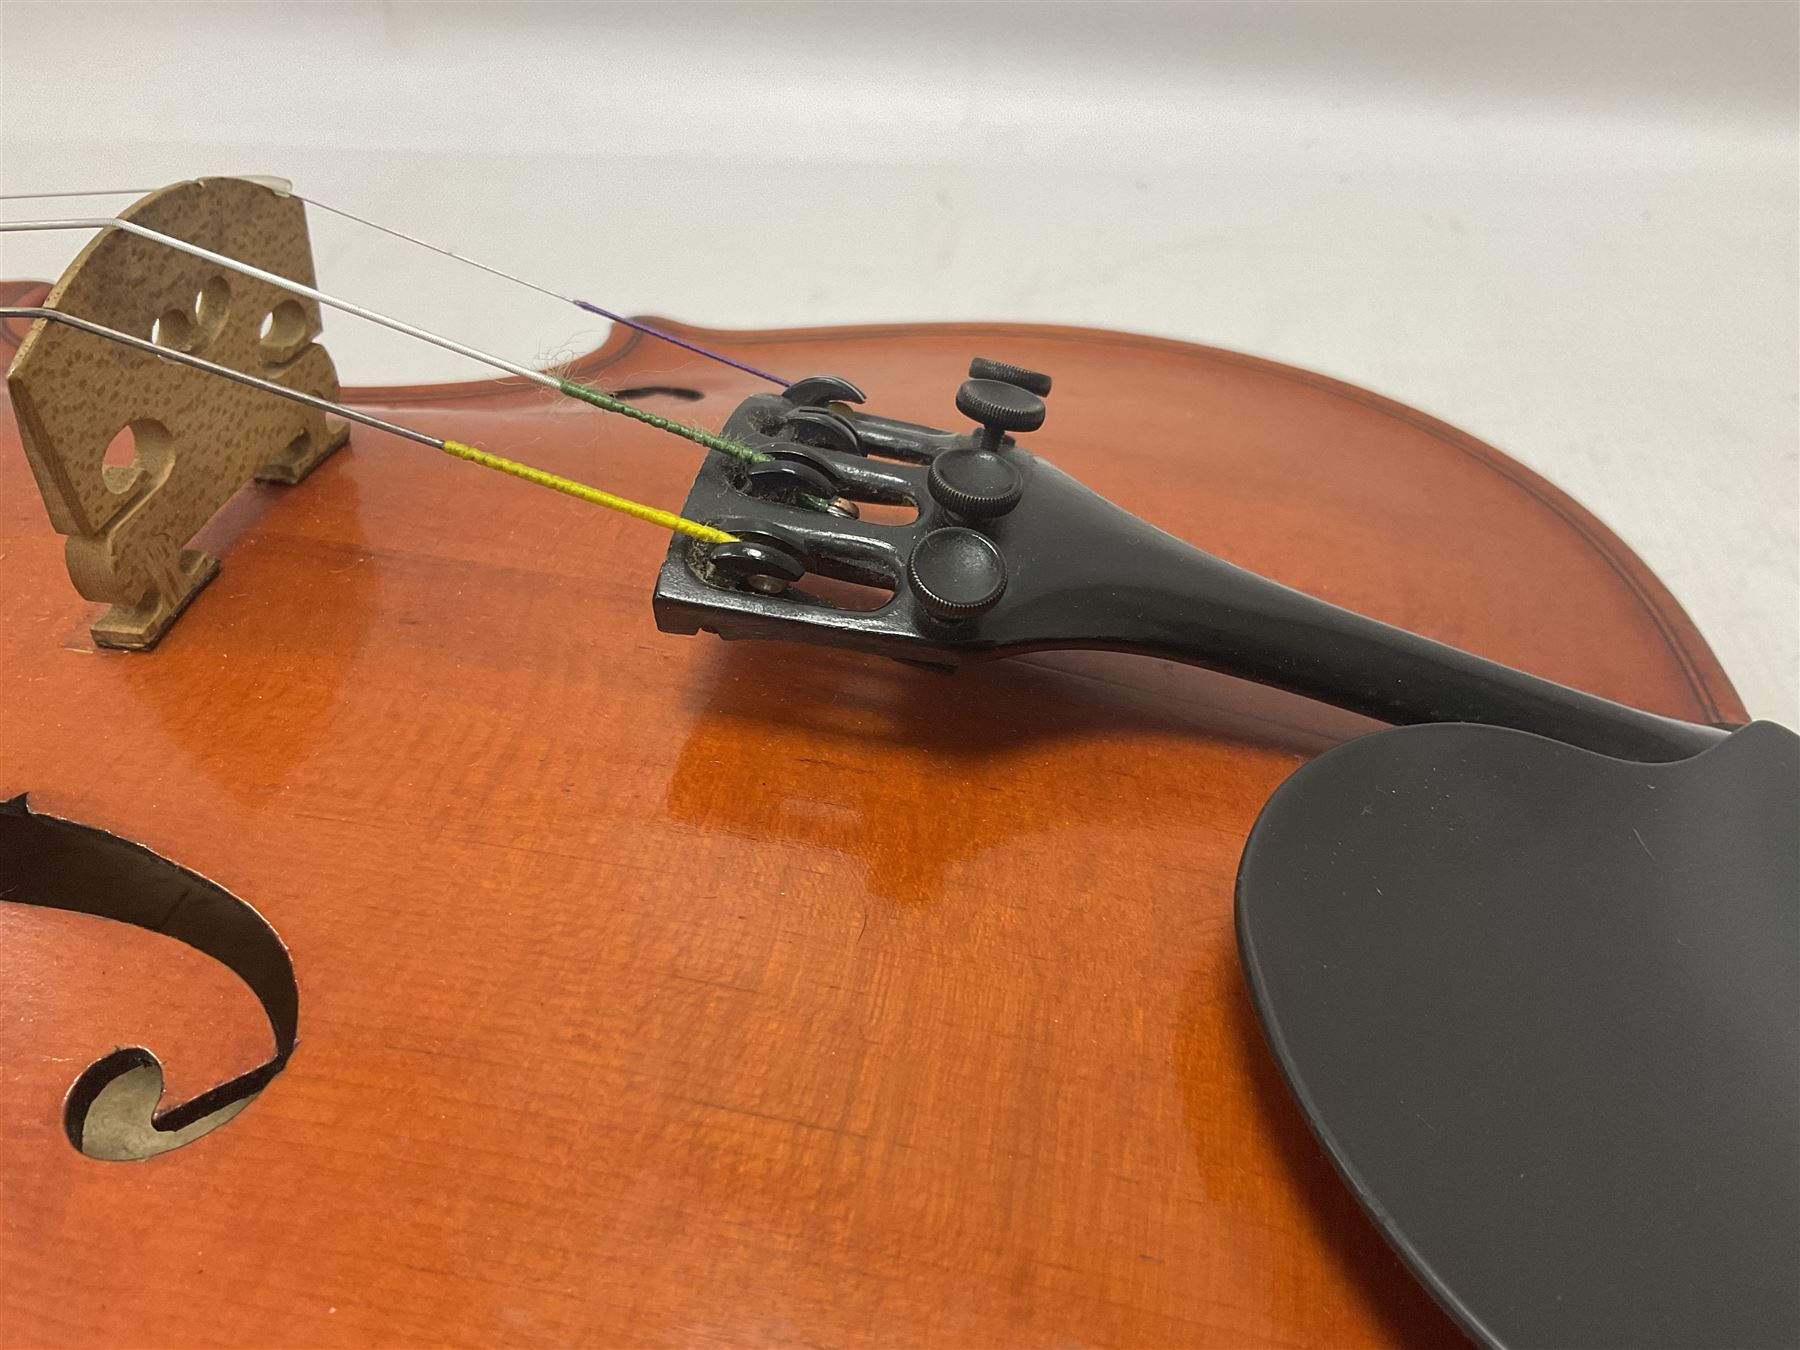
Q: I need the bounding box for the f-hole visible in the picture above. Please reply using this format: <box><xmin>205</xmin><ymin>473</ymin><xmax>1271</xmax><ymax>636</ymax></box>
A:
<box><xmin>0</xmin><ymin>795</ymin><xmax>298</xmax><ymax>1161</ymax></box>
<box><xmin>611</xmin><ymin>385</ymin><xmax>703</xmax><ymax>402</ymax></box>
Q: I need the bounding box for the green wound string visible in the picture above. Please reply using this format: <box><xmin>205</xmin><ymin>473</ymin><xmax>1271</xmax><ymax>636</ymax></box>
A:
<box><xmin>557</xmin><ymin>378</ymin><xmax>762</xmax><ymax>463</ymax></box>
<box><xmin>555</xmin><ymin>379</ymin><xmax>829</xmax><ymax>510</ymax></box>
<box><xmin>554</xmin><ymin>378</ymin><xmax>829</xmax><ymax>510</ymax></box>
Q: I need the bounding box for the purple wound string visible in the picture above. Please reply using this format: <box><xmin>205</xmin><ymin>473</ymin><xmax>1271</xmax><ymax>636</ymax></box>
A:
<box><xmin>570</xmin><ymin>299</ymin><xmax>787</xmax><ymax>385</ymax></box>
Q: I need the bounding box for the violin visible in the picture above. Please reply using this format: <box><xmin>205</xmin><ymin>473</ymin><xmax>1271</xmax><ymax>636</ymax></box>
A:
<box><xmin>2</xmin><ymin>179</ymin><xmax>1793</xmax><ymax>1349</ymax></box>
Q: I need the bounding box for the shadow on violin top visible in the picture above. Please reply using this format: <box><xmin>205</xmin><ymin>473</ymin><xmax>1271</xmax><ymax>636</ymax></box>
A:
<box><xmin>665</xmin><ymin>639</ymin><xmax>1376</xmax><ymax>908</ymax></box>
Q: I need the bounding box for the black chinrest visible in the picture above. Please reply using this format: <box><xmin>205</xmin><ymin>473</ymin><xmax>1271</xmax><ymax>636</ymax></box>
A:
<box><xmin>1236</xmin><ymin>721</ymin><xmax>1799</xmax><ymax>1350</ymax></box>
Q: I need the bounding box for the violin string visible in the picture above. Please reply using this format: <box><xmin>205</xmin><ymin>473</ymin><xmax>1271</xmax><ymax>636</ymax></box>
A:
<box><xmin>0</xmin><ymin>216</ymin><xmax>772</xmax><ymax>467</ymax></box>
<box><xmin>0</xmin><ymin>304</ymin><xmax>738</xmax><ymax>546</ymax></box>
<box><xmin>0</xmin><ymin>187</ymin><xmax>162</xmax><ymax>199</ymax></box>
<box><xmin>0</xmin><ymin>182</ymin><xmax>790</xmax><ymax>385</ymax></box>
<box><xmin>290</xmin><ymin>196</ymin><xmax>791</xmax><ymax>387</ymax></box>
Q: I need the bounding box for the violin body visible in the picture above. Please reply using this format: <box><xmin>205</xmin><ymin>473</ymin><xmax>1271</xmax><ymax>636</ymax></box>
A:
<box><xmin>0</xmin><ymin>292</ymin><xmax>1744</xmax><ymax>1347</ymax></box>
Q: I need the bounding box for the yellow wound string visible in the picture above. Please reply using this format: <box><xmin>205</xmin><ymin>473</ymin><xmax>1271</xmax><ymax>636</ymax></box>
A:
<box><xmin>439</xmin><ymin>440</ymin><xmax>736</xmax><ymax>545</ymax></box>
<box><xmin>0</xmin><ymin>304</ymin><xmax>739</xmax><ymax>549</ymax></box>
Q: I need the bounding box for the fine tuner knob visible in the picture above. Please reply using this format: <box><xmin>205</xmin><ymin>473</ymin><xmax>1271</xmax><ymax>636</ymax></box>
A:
<box><xmin>928</xmin><ymin>447</ymin><xmax>1024</xmax><ymax>521</ymax></box>
<box><xmin>955</xmin><ymin>377</ymin><xmax>1046</xmax><ymax>454</ymax></box>
<box><xmin>969</xmin><ymin>356</ymin><xmax>1052</xmax><ymax>397</ymax></box>
<box><xmin>906</xmin><ymin>527</ymin><xmax>1008</xmax><ymax>622</ymax></box>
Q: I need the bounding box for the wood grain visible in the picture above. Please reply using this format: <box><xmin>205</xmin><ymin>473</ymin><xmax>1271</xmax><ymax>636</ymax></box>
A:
<box><xmin>0</xmin><ymin>308</ymin><xmax>1743</xmax><ymax>1348</ymax></box>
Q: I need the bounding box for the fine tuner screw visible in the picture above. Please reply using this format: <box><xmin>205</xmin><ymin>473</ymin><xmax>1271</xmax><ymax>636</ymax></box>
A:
<box><xmin>955</xmin><ymin>377</ymin><xmax>1046</xmax><ymax>454</ymax></box>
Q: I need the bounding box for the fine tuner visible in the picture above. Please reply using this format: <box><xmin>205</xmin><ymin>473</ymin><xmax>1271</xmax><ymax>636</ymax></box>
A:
<box><xmin>1</xmin><ymin>176</ymin><xmax>1793</xmax><ymax>1350</ymax></box>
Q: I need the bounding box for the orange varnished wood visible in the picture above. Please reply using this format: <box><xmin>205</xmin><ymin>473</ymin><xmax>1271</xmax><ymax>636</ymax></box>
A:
<box><xmin>0</xmin><ymin>296</ymin><xmax>1744</xmax><ymax>1348</ymax></box>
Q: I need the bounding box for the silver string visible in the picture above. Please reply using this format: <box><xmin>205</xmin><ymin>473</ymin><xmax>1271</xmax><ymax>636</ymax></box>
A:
<box><xmin>0</xmin><ymin>180</ymin><xmax>790</xmax><ymax>383</ymax></box>
<box><xmin>0</xmin><ymin>304</ymin><xmax>440</xmax><ymax>446</ymax></box>
<box><xmin>0</xmin><ymin>215</ymin><xmax>562</xmax><ymax>391</ymax></box>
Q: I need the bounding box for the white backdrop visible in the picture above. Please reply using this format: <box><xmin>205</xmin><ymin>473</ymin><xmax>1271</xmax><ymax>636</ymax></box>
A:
<box><xmin>2</xmin><ymin>0</ymin><xmax>1794</xmax><ymax>721</ymax></box>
